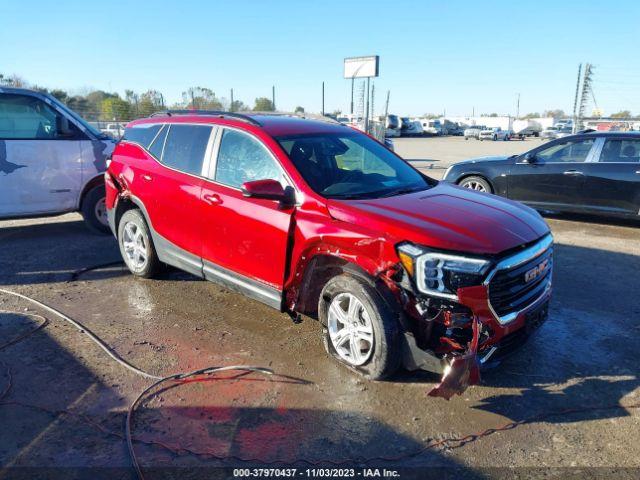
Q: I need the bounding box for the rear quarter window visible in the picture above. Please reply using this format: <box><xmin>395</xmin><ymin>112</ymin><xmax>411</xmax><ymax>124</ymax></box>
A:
<box><xmin>122</xmin><ymin>124</ymin><xmax>162</xmax><ymax>148</ymax></box>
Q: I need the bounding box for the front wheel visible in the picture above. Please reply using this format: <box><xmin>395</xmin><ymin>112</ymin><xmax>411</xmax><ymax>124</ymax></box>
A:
<box><xmin>81</xmin><ymin>185</ymin><xmax>110</xmax><ymax>234</ymax></box>
<box><xmin>118</xmin><ymin>209</ymin><xmax>160</xmax><ymax>278</ymax></box>
<box><xmin>319</xmin><ymin>274</ymin><xmax>401</xmax><ymax>380</ymax></box>
<box><xmin>459</xmin><ymin>175</ymin><xmax>491</xmax><ymax>193</ymax></box>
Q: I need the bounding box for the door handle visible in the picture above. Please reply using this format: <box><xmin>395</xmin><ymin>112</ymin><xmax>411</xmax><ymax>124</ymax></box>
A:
<box><xmin>203</xmin><ymin>193</ymin><xmax>223</xmax><ymax>205</ymax></box>
<box><xmin>141</xmin><ymin>173</ymin><xmax>153</xmax><ymax>181</ymax></box>
<box><xmin>563</xmin><ymin>170</ymin><xmax>584</xmax><ymax>176</ymax></box>
<box><xmin>635</xmin><ymin>170</ymin><xmax>640</xmax><ymax>174</ymax></box>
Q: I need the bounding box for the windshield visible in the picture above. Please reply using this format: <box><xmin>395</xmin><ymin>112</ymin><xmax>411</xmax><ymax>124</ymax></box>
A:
<box><xmin>276</xmin><ymin>132</ymin><xmax>432</xmax><ymax>199</ymax></box>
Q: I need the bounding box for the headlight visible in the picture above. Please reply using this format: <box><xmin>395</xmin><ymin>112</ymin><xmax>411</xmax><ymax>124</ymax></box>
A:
<box><xmin>397</xmin><ymin>243</ymin><xmax>490</xmax><ymax>300</ymax></box>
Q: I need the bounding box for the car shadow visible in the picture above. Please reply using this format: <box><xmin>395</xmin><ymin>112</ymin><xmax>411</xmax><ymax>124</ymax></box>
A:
<box><xmin>473</xmin><ymin>242</ymin><xmax>639</xmax><ymax>424</ymax></box>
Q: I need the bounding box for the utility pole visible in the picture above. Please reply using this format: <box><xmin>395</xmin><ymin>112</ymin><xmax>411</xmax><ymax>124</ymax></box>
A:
<box><xmin>572</xmin><ymin>64</ymin><xmax>582</xmax><ymax>133</ymax></box>
<box><xmin>516</xmin><ymin>93</ymin><xmax>520</xmax><ymax>119</ymax></box>
<box><xmin>350</xmin><ymin>78</ymin><xmax>354</xmax><ymax>115</ymax></box>
<box><xmin>384</xmin><ymin>90</ymin><xmax>390</xmax><ymax>118</ymax></box>
<box><xmin>365</xmin><ymin>77</ymin><xmax>371</xmax><ymax>134</ymax></box>
<box><xmin>272</xmin><ymin>86</ymin><xmax>276</xmax><ymax>111</ymax></box>
<box><xmin>230</xmin><ymin>88</ymin><xmax>234</xmax><ymax>111</ymax></box>
<box><xmin>371</xmin><ymin>82</ymin><xmax>375</xmax><ymax>121</ymax></box>
<box><xmin>472</xmin><ymin>106</ymin><xmax>475</xmax><ymax>117</ymax></box>
<box><xmin>321</xmin><ymin>81</ymin><xmax>325</xmax><ymax>116</ymax></box>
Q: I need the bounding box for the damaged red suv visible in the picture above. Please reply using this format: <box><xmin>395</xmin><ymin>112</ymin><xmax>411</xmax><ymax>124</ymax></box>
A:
<box><xmin>105</xmin><ymin>111</ymin><xmax>552</xmax><ymax>398</ymax></box>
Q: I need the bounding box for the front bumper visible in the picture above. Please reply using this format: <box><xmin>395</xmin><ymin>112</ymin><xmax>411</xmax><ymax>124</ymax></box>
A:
<box><xmin>399</xmin><ymin>235</ymin><xmax>553</xmax><ymax>399</ymax></box>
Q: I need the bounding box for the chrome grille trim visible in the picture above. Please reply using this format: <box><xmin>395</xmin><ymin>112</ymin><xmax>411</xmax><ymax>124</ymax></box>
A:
<box><xmin>484</xmin><ymin>234</ymin><xmax>553</xmax><ymax>324</ymax></box>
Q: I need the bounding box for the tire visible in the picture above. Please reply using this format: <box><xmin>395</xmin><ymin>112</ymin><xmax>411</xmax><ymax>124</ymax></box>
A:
<box><xmin>117</xmin><ymin>209</ymin><xmax>160</xmax><ymax>278</ymax></box>
<box><xmin>318</xmin><ymin>274</ymin><xmax>401</xmax><ymax>380</ymax></box>
<box><xmin>493</xmin><ymin>135</ymin><xmax>497</xmax><ymax>141</ymax></box>
<box><xmin>465</xmin><ymin>137</ymin><xmax>469</xmax><ymax>140</ymax></box>
<box><xmin>459</xmin><ymin>175</ymin><xmax>492</xmax><ymax>193</ymax></box>
<box><xmin>80</xmin><ymin>185</ymin><xmax>110</xmax><ymax>234</ymax></box>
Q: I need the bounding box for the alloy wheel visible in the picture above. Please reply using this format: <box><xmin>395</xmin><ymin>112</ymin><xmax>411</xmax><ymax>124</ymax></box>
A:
<box><xmin>462</xmin><ymin>180</ymin><xmax>487</xmax><ymax>192</ymax></box>
<box><xmin>122</xmin><ymin>222</ymin><xmax>148</xmax><ymax>271</ymax></box>
<box><xmin>327</xmin><ymin>293</ymin><xmax>375</xmax><ymax>366</ymax></box>
<box><xmin>94</xmin><ymin>197</ymin><xmax>109</xmax><ymax>227</ymax></box>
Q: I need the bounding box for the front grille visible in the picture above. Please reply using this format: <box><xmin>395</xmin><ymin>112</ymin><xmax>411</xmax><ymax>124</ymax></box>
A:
<box><xmin>488</xmin><ymin>242</ymin><xmax>553</xmax><ymax>319</ymax></box>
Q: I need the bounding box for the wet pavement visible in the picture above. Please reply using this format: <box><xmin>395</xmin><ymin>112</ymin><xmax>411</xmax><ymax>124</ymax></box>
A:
<box><xmin>1</xmin><ymin>210</ymin><xmax>639</xmax><ymax>478</ymax></box>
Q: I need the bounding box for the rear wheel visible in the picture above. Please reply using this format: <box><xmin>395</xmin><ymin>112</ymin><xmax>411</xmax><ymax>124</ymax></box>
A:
<box><xmin>459</xmin><ymin>176</ymin><xmax>491</xmax><ymax>193</ymax></box>
<box><xmin>319</xmin><ymin>274</ymin><xmax>401</xmax><ymax>380</ymax></box>
<box><xmin>80</xmin><ymin>185</ymin><xmax>110</xmax><ymax>234</ymax></box>
<box><xmin>118</xmin><ymin>209</ymin><xmax>160</xmax><ymax>278</ymax></box>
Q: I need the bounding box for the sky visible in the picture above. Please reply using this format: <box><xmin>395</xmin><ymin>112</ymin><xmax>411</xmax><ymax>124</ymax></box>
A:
<box><xmin>1</xmin><ymin>0</ymin><xmax>639</xmax><ymax>117</ymax></box>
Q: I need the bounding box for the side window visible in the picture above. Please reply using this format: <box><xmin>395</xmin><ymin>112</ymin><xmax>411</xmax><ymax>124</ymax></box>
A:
<box><xmin>0</xmin><ymin>93</ymin><xmax>77</xmax><ymax>140</ymax></box>
<box><xmin>536</xmin><ymin>138</ymin><xmax>595</xmax><ymax>163</ymax></box>
<box><xmin>160</xmin><ymin>124</ymin><xmax>212</xmax><ymax>176</ymax></box>
<box><xmin>600</xmin><ymin>139</ymin><xmax>640</xmax><ymax>163</ymax></box>
<box><xmin>122</xmin><ymin>124</ymin><xmax>162</xmax><ymax>148</ymax></box>
<box><xmin>214</xmin><ymin>129</ymin><xmax>284</xmax><ymax>188</ymax></box>
<box><xmin>148</xmin><ymin>125</ymin><xmax>167</xmax><ymax>159</ymax></box>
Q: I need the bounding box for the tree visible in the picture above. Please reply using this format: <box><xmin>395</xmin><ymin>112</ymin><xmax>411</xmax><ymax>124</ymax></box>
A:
<box><xmin>542</xmin><ymin>109</ymin><xmax>566</xmax><ymax>119</ymax></box>
<box><xmin>294</xmin><ymin>106</ymin><xmax>305</xmax><ymax>113</ymax></box>
<box><xmin>422</xmin><ymin>113</ymin><xmax>439</xmax><ymax>119</ymax></box>
<box><xmin>49</xmin><ymin>89</ymin><xmax>70</xmax><ymax>103</ymax></box>
<box><xmin>230</xmin><ymin>100</ymin><xmax>248</xmax><ymax>112</ymax></box>
<box><xmin>253</xmin><ymin>97</ymin><xmax>275</xmax><ymax>112</ymax></box>
<box><xmin>521</xmin><ymin>112</ymin><xmax>540</xmax><ymax>119</ymax></box>
<box><xmin>137</xmin><ymin>89</ymin><xmax>165</xmax><ymax>117</ymax></box>
<box><xmin>610</xmin><ymin>110</ymin><xmax>632</xmax><ymax>119</ymax></box>
<box><xmin>182</xmin><ymin>87</ymin><xmax>223</xmax><ymax>110</ymax></box>
<box><xmin>0</xmin><ymin>73</ymin><xmax>27</xmax><ymax>87</ymax></box>
<box><xmin>101</xmin><ymin>97</ymin><xmax>132</xmax><ymax>121</ymax></box>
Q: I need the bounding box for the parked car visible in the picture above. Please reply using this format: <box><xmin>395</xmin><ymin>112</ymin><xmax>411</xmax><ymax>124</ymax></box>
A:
<box><xmin>540</xmin><ymin>126</ymin><xmax>572</xmax><ymax>140</ymax></box>
<box><xmin>101</xmin><ymin>123</ymin><xmax>125</xmax><ymax>139</ymax></box>
<box><xmin>442</xmin><ymin>131</ymin><xmax>640</xmax><ymax>219</ymax></box>
<box><xmin>0</xmin><ymin>87</ymin><xmax>115</xmax><ymax>232</ymax></box>
<box><xmin>446</xmin><ymin>123</ymin><xmax>464</xmax><ymax>136</ymax></box>
<box><xmin>479</xmin><ymin>127</ymin><xmax>510</xmax><ymax>141</ymax></box>
<box><xmin>106</xmin><ymin>111</ymin><xmax>552</xmax><ymax>398</ymax></box>
<box><xmin>464</xmin><ymin>125</ymin><xmax>485</xmax><ymax>140</ymax></box>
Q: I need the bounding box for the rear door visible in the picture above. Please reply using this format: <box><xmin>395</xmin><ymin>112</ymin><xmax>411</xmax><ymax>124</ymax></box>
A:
<box><xmin>508</xmin><ymin>137</ymin><xmax>597</xmax><ymax>211</ymax></box>
<box><xmin>581</xmin><ymin>136</ymin><xmax>640</xmax><ymax>215</ymax></box>
<box><xmin>140</xmin><ymin>123</ymin><xmax>216</xmax><ymax>270</ymax></box>
<box><xmin>200</xmin><ymin>127</ymin><xmax>295</xmax><ymax>307</ymax></box>
<box><xmin>0</xmin><ymin>92</ymin><xmax>84</xmax><ymax>217</ymax></box>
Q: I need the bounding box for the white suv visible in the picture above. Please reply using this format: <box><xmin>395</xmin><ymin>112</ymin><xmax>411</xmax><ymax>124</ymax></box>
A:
<box><xmin>0</xmin><ymin>88</ymin><xmax>115</xmax><ymax>232</ymax></box>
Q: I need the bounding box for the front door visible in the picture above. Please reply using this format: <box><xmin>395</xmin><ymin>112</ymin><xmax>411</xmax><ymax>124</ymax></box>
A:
<box><xmin>508</xmin><ymin>137</ymin><xmax>597</xmax><ymax>211</ymax></box>
<box><xmin>200</xmin><ymin>127</ymin><xmax>294</xmax><ymax>308</ymax></box>
<box><xmin>0</xmin><ymin>92</ymin><xmax>83</xmax><ymax>217</ymax></box>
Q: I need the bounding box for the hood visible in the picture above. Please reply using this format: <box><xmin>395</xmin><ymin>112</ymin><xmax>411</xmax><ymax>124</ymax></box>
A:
<box><xmin>455</xmin><ymin>155</ymin><xmax>510</xmax><ymax>165</ymax></box>
<box><xmin>326</xmin><ymin>182</ymin><xmax>549</xmax><ymax>255</ymax></box>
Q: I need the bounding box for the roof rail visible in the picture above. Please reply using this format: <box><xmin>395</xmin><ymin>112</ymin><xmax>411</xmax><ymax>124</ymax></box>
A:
<box><xmin>149</xmin><ymin>110</ymin><xmax>262</xmax><ymax>126</ymax></box>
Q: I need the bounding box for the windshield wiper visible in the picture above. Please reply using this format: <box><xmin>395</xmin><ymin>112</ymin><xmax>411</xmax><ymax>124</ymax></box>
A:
<box><xmin>378</xmin><ymin>186</ymin><xmax>425</xmax><ymax>198</ymax></box>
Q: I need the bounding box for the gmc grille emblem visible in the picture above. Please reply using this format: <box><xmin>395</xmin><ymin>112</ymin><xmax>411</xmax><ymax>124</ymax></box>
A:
<box><xmin>524</xmin><ymin>258</ymin><xmax>549</xmax><ymax>283</ymax></box>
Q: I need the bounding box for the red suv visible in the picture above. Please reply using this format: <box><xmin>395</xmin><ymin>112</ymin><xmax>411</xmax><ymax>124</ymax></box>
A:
<box><xmin>105</xmin><ymin>111</ymin><xmax>552</xmax><ymax>398</ymax></box>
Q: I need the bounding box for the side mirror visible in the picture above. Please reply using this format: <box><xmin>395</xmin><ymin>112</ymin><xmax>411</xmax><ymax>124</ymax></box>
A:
<box><xmin>56</xmin><ymin>115</ymin><xmax>74</xmax><ymax>138</ymax></box>
<box><xmin>522</xmin><ymin>152</ymin><xmax>537</xmax><ymax>164</ymax></box>
<box><xmin>241</xmin><ymin>179</ymin><xmax>295</xmax><ymax>205</ymax></box>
